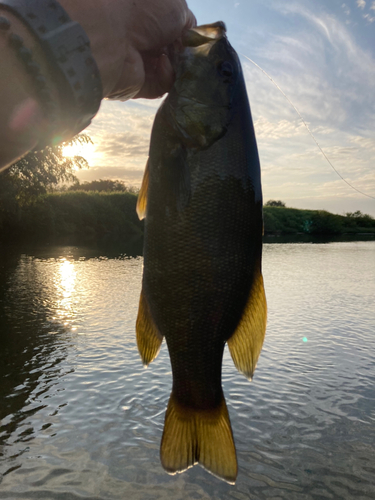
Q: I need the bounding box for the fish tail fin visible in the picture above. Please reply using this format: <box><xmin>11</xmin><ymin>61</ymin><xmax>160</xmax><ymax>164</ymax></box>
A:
<box><xmin>160</xmin><ymin>391</ymin><xmax>237</xmax><ymax>484</ymax></box>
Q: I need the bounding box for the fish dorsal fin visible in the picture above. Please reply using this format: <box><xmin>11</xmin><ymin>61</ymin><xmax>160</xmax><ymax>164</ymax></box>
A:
<box><xmin>136</xmin><ymin>159</ymin><xmax>150</xmax><ymax>220</ymax></box>
<box><xmin>227</xmin><ymin>270</ymin><xmax>267</xmax><ymax>380</ymax></box>
<box><xmin>183</xmin><ymin>22</ymin><xmax>227</xmax><ymax>47</ymax></box>
<box><xmin>160</xmin><ymin>391</ymin><xmax>237</xmax><ymax>484</ymax></box>
<box><xmin>136</xmin><ymin>290</ymin><xmax>163</xmax><ymax>366</ymax></box>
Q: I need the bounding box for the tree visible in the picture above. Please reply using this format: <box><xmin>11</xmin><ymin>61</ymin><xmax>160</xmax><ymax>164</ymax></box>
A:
<box><xmin>2</xmin><ymin>134</ymin><xmax>92</xmax><ymax>202</ymax></box>
<box><xmin>344</xmin><ymin>210</ymin><xmax>374</xmax><ymax>229</ymax></box>
<box><xmin>310</xmin><ymin>211</ymin><xmax>343</xmax><ymax>235</ymax></box>
<box><xmin>0</xmin><ymin>134</ymin><xmax>91</xmax><ymax>229</ymax></box>
<box><xmin>265</xmin><ymin>200</ymin><xmax>286</xmax><ymax>207</ymax></box>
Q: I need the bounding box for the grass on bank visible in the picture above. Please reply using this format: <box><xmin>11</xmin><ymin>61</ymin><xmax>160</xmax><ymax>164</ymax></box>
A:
<box><xmin>1</xmin><ymin>190</ymin><xmax>143</xmax><ymax>243</ymax></box>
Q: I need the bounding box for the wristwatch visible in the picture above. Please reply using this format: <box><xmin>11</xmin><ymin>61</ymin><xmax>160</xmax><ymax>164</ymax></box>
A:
<box><xmin>0</xmin><ymin>0</ymin><xmax>102</xmax><ymax>146</ymax></box>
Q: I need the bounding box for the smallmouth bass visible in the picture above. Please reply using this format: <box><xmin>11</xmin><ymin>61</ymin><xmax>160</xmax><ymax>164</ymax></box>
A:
<box><xmin>136</xmin><ymin>22</ymin><xmax>267</xmax><ymax>484</ymax></box>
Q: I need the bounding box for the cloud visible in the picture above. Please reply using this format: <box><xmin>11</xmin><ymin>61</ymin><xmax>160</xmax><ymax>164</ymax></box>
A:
<box><xmin>244</xmin><ymin>3</ymin><xmax>375</xmax><ymax>142</ymax></box>
<box><xmin>371</xmin><ymin>1</ymin><xmax>375</xmax><ymax>10</ymax></box>
<box><xmin>350</xmin><ymin>136</ymin><xmax>375</xmax><ymax>151</ymax></box>
<box><xmin>85</xmin><ymin>99</ymin><xmax>157</xmax><ymax>168</ymax></box>
<box><xmin>356</xmin><ymin>0</ymin><xmax>366</xmax><ymax>9</ymax></box>
<box><xmin>341</xmin><ymin>3</ymin><xmax>351</xmax><ymax>15</ymax></box>
<box><xmin>98</xmin><ymin>132</ymin><xmax>149</xmax><ymax>158</ymax></box>
<box><xmin>363</xmin><ymin>12</ymin><xmax>375</xmax><ymax>21</ymax></box>
<box><xmin>254</xmin><ymin>117</ymin><xmax>306</xmax><ymax>140</ymax></box>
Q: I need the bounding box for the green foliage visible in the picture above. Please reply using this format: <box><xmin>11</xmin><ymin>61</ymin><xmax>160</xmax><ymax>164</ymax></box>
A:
<box><xmin>344</xmin><ymin>211</ymin><xmax>374</xmax><ymax>229</ymax></box>
<box><xmin>309</xmin><ymin>211</ymin><xmax>343</xmax><ymax>235</ymax></box>
<box><xmin>265</xmin><ymin>200</ymin><xmax>286</xmax><ymax>207</ymax></box>
<box><xmin>0</xmin><ymin>134</ymin><xmax>91</xmax><ymax>230</ymax></box>
<box><xmin>5</xmin><ymin>134</ymin><xmax>91</xmax><ymax>201</ymax></box>
<box><xmin>7</xmin><ymin>191</ymin><xmax>143</xmax><ymax>242</ymax></box>
<box><xmin>263</xmin><ymin>206</ymin><xmax>313</xmax><ymax>234</ymax></box>
<box><xmin>263</xmin><ymin>206</ymin><xmax>375</xmax><ymax>235</ymax></box>
<box><xmin>67</xmin><ymin>179</ymin><xmax>139</xmax><ymax>194</ymax></box>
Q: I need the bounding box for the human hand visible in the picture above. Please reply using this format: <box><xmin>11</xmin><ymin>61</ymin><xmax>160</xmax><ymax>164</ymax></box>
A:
<box><xmin>60</xmin><ymin>0</ymin><xmax>196</xmax><ymax>100</ymax></box>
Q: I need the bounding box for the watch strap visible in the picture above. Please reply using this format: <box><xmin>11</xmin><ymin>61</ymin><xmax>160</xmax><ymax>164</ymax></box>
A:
<box><xmin>0</xmin><ymin>0</ymin><xmax>102</xmax><ymax>139</ymax></box>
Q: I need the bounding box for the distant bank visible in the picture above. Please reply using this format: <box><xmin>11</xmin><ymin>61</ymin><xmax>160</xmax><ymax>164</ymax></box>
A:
<box><xmin>0</xmin><ymin>191</ymin><xmax>374</xmax><ymax>245</ymax></box>
<box><xmin>263</xmin><ymin>206</ymin><xmax>375</xmax><ymax>237</ymax></box>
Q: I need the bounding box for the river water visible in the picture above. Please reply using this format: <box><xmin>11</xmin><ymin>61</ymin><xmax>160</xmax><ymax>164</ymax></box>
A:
<box><xmin>0</xmin><ymin>240</ymin><xmax>374</xmax><ymax>499</ymax></box>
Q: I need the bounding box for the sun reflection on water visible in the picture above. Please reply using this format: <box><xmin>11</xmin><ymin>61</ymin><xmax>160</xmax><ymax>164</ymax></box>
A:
<box><xmin>53</xmin><ymin>259</ymin><xmax>78</xmax><ymax>331</ymax></box>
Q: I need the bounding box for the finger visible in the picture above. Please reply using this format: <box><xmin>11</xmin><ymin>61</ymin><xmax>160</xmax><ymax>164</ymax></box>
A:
<box><xmin>185</xmin><ymin>9</ymin><xmax>197</xmax><ymax>30</ymax></box>
<box><xmin>106</xmin><ymin>47</ymin><xmax>145</xmax><ymax>101</ymax></box>
<box><xmin>134</xmin><ymin>53</ymin><xmax>174</xmax><ymax>100</ymax></box>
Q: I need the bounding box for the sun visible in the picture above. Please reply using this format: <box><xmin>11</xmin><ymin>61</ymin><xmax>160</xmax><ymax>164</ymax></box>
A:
<box><xmin>62</xmin><ymin>142</ymin><xmax>96</xmax><ymax>166</ymax></box>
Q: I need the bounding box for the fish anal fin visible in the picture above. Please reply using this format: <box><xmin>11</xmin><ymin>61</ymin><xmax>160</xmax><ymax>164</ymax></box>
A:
<box><xmin>160</xmin><ymin>392</ymin><xmax>237</xmax><ymax>484</ymax></box>
<box><xmin>136</xmin><ymin>159</ymin><xmax>150</xmax><ymax>220</ymax></box>
<box><xmin>136</xmin><ymin>290</ymin><xmax>163</xmax><ymax>366</ymax></box>
<box><xmin>227</xmin><ymin>271</ymin><xmax>267</xmax><ymax>380</ymax></box>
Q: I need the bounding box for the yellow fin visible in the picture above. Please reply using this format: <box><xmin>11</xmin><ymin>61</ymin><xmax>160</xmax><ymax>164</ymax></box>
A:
<box><xmin>136</xmin><ymin>290</ymin><xmax>163</xmax><ymax>366</ymax></box>
<box><xmin>136</xmin><ymin>159</ymin><xmax>150</xmax><ymax>220</ymax></box>
<box><xmin>227</xmin><ymin>271</ymin><xmax>267</xmax><ymax>380</ymax></box>
<box><xmin>160</xmin><ymin>392</ymin><xmax>237</xmax><ymax>484</ymax></box>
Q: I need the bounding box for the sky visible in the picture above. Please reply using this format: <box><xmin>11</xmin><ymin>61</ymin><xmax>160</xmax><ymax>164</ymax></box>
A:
<box><xmin>74</xmin><ymin>0</ymin><xmax>375</xmax><ymax>216</ymax></box>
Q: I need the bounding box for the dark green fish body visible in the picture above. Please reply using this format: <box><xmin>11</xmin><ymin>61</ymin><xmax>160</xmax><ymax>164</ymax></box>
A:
<box><xmin>136</xmin><ymin>22</ymin><xmax>266</xmax><ymax>483</ymax></box>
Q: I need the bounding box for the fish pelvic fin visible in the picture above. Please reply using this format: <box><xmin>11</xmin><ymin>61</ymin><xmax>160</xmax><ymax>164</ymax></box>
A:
<box><xmin>160</xmin><ymin>392</ymin><xmax>237</xmax><ymax>484</ymax></box>
<box><xmin>136</xmin><ymin>290</ymin><xmax>163</xmax><ymax>367</ymax></box>
<box><xmin>136</xmin><ymin>159</ymin><xmax>150</xmax><ymax>220</ymax></box>
<box><xmin>227</xmin><ymin>270</ymin><xmax>267</xmax><ymax>380</ymax></box>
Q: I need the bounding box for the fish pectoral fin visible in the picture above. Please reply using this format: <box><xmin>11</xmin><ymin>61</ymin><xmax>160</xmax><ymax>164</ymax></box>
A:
<box><xmin>163</xmin><ymin>146</ymin><xmax>191</xmax><ymax>213</ymax></box>
<box><xmin>136</xmin><ymin>290</ymin><xmax>163</xmax><ymax>366</ymax></box>
<box><xmin>136</xmin><ymin>159</ymin><xmax>150</xmax><ymax>220</ymax></box>
<box><xmin>160</xmin><ymin>392</ymin><xmax>237</xmax><ymax>484</ymax></box>
<box><xmin>227</xmin><ymin>270</ymin><xmax>267</xmax><ymax>380</ymax></box>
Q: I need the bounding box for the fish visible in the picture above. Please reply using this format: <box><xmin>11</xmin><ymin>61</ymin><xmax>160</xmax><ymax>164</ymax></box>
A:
<box><xmin>135</xmin><ymin>21</ymin><xmax>267</xmax><ymax>484</ymax></box>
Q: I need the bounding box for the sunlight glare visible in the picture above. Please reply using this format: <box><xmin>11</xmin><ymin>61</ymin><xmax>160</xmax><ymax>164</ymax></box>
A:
<box><xmin>62</xmin><ymin>142</ymin><xmax>96</xmax><ymax>167</ymax></box>
<box><xmin>53</xmin><ymin>259</ymin><xmax>78</xmax><ymax>330</ymax></box>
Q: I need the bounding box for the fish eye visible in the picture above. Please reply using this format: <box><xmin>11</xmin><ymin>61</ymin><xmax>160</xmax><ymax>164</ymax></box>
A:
<box><xmin>218</xmin><ymin>61</ymin><xmax>234</xmax><ymax>78</ymax></box>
